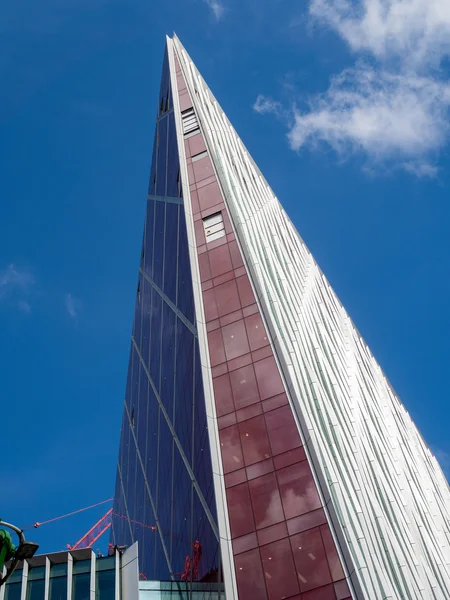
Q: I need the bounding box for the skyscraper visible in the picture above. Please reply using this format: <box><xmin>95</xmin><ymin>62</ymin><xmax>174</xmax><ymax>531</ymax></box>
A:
<box><xmin>111</xmin><ymin>35</ymin><xmax>450</xmax><ymax>600</ymax></box>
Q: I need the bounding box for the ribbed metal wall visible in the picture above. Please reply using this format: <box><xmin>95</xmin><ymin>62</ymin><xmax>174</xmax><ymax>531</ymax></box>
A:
<box><xmin>173</xmin><ymin>35</ymin><xmax>450</xmax><ymax>600</ymax></box>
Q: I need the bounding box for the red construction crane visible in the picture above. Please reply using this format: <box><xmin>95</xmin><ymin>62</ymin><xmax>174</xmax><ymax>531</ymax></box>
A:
<box><xmin>179</xmin><ymin>540</ymin><xmax>203</xmax><ymax>582</ymax></box>
<box><xmin>31</xmin><ymin>499</ymin><xmax>156</xmax><ymax>552</ymax></box>
<box><xmin>67</xmin><ymin>509</ymin><xmax>113</xmax><ymax>551</ymax></box>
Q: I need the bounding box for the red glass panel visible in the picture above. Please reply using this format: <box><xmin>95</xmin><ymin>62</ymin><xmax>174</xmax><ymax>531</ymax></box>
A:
<box><xmin>212</xmin><ymin>373</ymin><xmax>235</xmax><ymax>417</ymax></box>
<box><xmin>334</xmin><ymin>579</ymin><xmax>351</xmax><ymax>600</ymax></box>
<box><xmin>197</xmin><ymin>180</ymin><xmax>223</xmax><ymax>212</ymax></box>
<box><xmin>236</xmin><ymin>274</ymin><xmax>255</xmax><ymax>307</ymax></box>
<box><xmin>192</xmin><ymin>156</ymin><xmax>214</xmax><ymax>183</ymax></box>
<box><xmin>229</xmin><ymin>239</ymin><xmax>244</xmax><ymax>268</ymax></box>
<box><xmin>208</xmin><ymin>244</ymin><xmax>233</xmax><ymax>278</ymax></box>
<box><xmin>202</xmin><ymin>287</ymin><xmax>218</xmax><ymax>322</ymax></box>
<box><xmin>245</xmin><ymin>313</ymin><xmax>270</xmax><ymax>351</ymax></box>
<box><xmin>262</xmin><ymin>393</ymin><xmax>289</xmax><ymax>413</ymax></box>
<box><xmin>249</xmin><ymin>473</ymin><xmax>285</xmax><ymax>529</ymax></box>
<box><xmin>235</xmin><ymin>549</ymin><xmax>268</xmax><ymax>600</ymax></box>
<box><xmin>290</xmin><ymin>527</ymin><xmax>332</xmax><ymax>592</ymax></box>
<box><xmin>224</xmin><ymin>468</ymin><xmax>247</xmax><ymax>488</ymax></box>
<box><xmin>229</xmin><ymin>364</ymin><xmax>260</xmax><ymax>409</ymax></box>
<box><xmin>198</xmin><ymin>251</ymin><xmax>212</xmax><ymax>282</ymax></box>
<box><xmin>222</xmin><ymin>319</ymin><xmax>250</xmax><ymax>361</ymax></box>
<box><xmin>254</xmin><ymin>356</ymin><xmax>285</xmax><ymax>401</ymax></box>
<box><xmin>215</xmin><ymin>279</ymin><xmax>241</xmax><ymax>317</ymax></box>
<box><xmin>277</xmin><ymin>462</ymin><xmax>322</xmax><ymax>519</ymax></box>
<box><xmin>265</xmin><ymin>404</ymin><xmax>302</xmax><ymax>455</ymax></box>
<box><xmin>236</xmin><ymin>402</ymin><xmax>262</xmax><ymax>423</ymax></box>
<box><xmin>301</xmin><ymin>584</ymin><xmax>337</xmax><ymax>600</ymax></box>
<box><xmin>286</xmin><ymin>508</ymin><xmax>327</xmax><ymax>536</ymax></box>
<box><xmin>239</xmin><ymin>415</ymin><xmax>272</xmax><ymax>466</ymax></box>
<box><xmin>226</xmin><ymin>482</ymin><xmax>255</xmax><ymax>538</ymax></box>
<box><xmin>257</xmin><ymin>521</ymin><xmax>288</xmax><ymax>547</ymax></box>
<box><xmin>232</xmin><ymin>532</ymin><xmax>259</xmax><ymax>555</ymax></box>
<box><xmin>188</xmin><ymin>133</ymin><xmax>206</xmax><ymax>157</ymax></box>
<box><xmin>219</xmin><ymin>424</ymin><xmax>244</xmax><ymax>473</ymax></box>
<box><xmin>273</xmin><ymin>447</ymin><xmax>307</xmax><ymax>470</ymax></box>
<box><xmin>207</xmin><ymin>328</ymin><xmax>226</xmax><ymax>367</ymax></box>
<box><xmin>320</xmin><ymin>524</ymin><xmax>345</xmax><ymax>582</ymax></box>
<box><xmin>261</xmin><ymin>538</ymin><xmax>300</xmax><ymax>600</ymax></box>
<box><xmin>246</xmin><ymin>458</ymin><xmax>274</xmax><ymax>481</ymax></box>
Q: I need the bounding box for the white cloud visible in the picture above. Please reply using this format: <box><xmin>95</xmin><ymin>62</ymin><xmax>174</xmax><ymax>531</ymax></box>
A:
<box><xmin>0</xmin><ymin>264</ymin><xmax>35</xmax><ymax>310</ymax></box>
<box><xmin>203</xmin><ymin>0</ymin><xmax>224</xmax><ymax>20</ymax></box>
<box><xmin>65</xmin><ymin>293</ymin><xmax>79</xmax><ymax>319</ymax></box>
<box><xmin>253</xmin><ymin>95</ymin><xmax>283</xmax><ymax>116</ymax></box>
<box><xmin>254</xmin><ymin>0</ymin><xmax>450</xmax><ymax>175</ymax></box>
<box><xmin>288</xmin><ymin>65</ymin><xmax>450</xmax><ymax>170</ymax></box>
<box><xmin>309</xmin><ymin>0</ymin><xmax>450</xmax><ymax>69</ymax></box>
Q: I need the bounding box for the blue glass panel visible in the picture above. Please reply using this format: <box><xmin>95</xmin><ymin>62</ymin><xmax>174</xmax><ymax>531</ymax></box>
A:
<box><xmin>167</xmin><ymin>112</ymin><xmax>179</xmax><ymax>198</ymax></box>
<box><xmin>148</xmin><ymin>128</ymin><xmax>158</xmax><ymax>195</ymax></box>
<box><xmin>137</xmin><ymin>366</ymin><xmax>149</xmax><ymax>451</ymax></box>
<box><xmin>26</xmin><ymin>579</ymin><xmax>45</xmax><ymax>600</ymax></box>
<box><xmin>144</xmin><ymin>198</ymin><xmax>156</xmax><ymax>279</ymax></box>
<box><xmin>160</xmin><ymin>302</ymin><xmax>176</xmax><ymax>419</ymax></box>
<box><xmin>153</xmin><ymin>202</ymin><xmax>165</xmax><ymax>290</ymax></box>
<box><xmin>156</xmin><ymin>118</ymin><xmax>168</xmax><ymax>196</ymax></box>
<box><xmin>133</xmin><ymin>273</ymin><xmax>143</xmax><ymax>349</ymax></box>
<box><xmin>177</xmin><ymin>210</ymin><xmax>195</xmax><ymax>324</ymax></box>
<box><xmin>149</xmin><ymin>288</ymin><xmax>162</xmax><ymax>390</ymax></box>
<box><xmin>174</xmin><ymin>318</ymin><xmax>194</xmax><ymax>462</ymax></box>
<box><xmin>141</xmin><ymin>278</ymin><xmax>151</xmax><ymax>369</ymax></box>
<box><xmin>163</xmin><ymin>203</ymin><xmax>179</xmax><ymax>304</ymax></box>
<box><xmin>145</xmin><ymin>390</ymin><xmax>159</xmax><ymax>501</ymax></box>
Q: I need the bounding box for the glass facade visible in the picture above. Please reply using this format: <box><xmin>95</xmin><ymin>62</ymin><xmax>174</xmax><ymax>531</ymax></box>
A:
<box><xmin>3</xmin><ymin>555</ymin><xmax>117</xmax><ymax>600</ymax></box>
<box><xmin>111</xmin><ymin>47</ymin><xmax>222</xmax><ymax>596</ymax></box>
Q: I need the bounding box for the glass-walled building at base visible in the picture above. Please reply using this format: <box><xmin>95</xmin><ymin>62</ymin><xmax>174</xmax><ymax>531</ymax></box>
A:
<box><xmin>1</xmin><ymin>545</ymin><xmax>139</xmax><ymax>600</ymax></box>
<box><xmin>140</xmin><ymin>581</ymin><xmax>224</xmax><ymax>600</ymax></box>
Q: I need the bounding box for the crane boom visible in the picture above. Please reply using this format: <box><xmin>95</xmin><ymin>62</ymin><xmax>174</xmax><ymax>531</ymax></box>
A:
<box><xmin>67</xmin><ymin>509</ymin><xmax>113</xmax><ymax>550</ymax></box>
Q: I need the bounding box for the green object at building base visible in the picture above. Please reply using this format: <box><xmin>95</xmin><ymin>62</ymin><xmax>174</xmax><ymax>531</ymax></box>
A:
<box><xmin>0</xmin><ymin>529</ymin><xmax>16</xmax><ymax>572</ymax></box>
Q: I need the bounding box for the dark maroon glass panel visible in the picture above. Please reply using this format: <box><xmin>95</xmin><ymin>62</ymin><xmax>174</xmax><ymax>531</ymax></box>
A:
<box><xmin>239</xmin><ymin>415</ymin><xmax>272</xmax><ymax>466</ymax></box>
<box><xmin>229</xmin><ymin>364</ymin><xmax>260</xmax><ymax>409</ymax></box>
<box><xmin>208</xmin><ymin>244</ymin><xmax>233</xmax><ymax>278</ymax></box>
<box><xmin>219</xmin><ymin>424</ymin><xmax>244</xmax><ymax>473</ymax></box>
<box><xmin>249</xmin><ymin>473</ymin><xmax>285</xmax><ymax>529</ymax></box>
<box><xmin>226</xmin><ymin>482</ymin><xmax>255</xmax><ymax>538</ymax></box>
<box><xmin>207</xmin><ymin>328</ymin><xmax>226</xmax><ymax>366</ymax></box>
<box><xmin>222</xmin><ymin>319</ymin><xmax>250</xmax><ymax>361</ymax></box>
<box><xmin>265</xmin><ymin>404</ymin><xmax>302</xmax><ymax>455</ymax></box>
<box><xmin>235</xmin><ymin>549</ymin><xmax>268</xmax><ymax>600</ymax></box>
<box><xmin>260</xmin><ymin>538</ymin><xmax>300</xmax><ymax>600</ymax></box>
<box><xmin>301</xmin><ymin>584</ymin><xmax>337</xmax><ymax>600</ymax></box>
<box><xmin>245</xmin><ymin>313</ymin><xmax>270</xmax><ymax>351</ymax></box>
<box><xmin>277</xmin><ymin>461</ymin><xmax>322</xmax><ymax>519</ymax></box>
<box><xmin>290</xmin><ymin>527</ymin><xmax>332</xmax><ymax>592</ymax></box>
<box><xmin>213</xmin><ymin>373</ymin><xmax>235</xmax><ymax>417</ymax></box>
<box><xmin>215</xmin><ymin>279</ymin><xmax>241</xmax><ymax>317</ymax></box>
<box><xmin>254</xmin><ymin>356</ymin><xmax>285</xmax><ymax>400</ymax></box>
<box><xmin>320</xmin><ymin>524</ymin><xmax>345</xmax><ymax>582</ymax></box>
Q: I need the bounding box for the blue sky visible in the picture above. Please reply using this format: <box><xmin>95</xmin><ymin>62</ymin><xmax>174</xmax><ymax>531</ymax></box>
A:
<box><xmin>1</xmin><ymin>0</ymin><xmax>449</xmax><ymax>554</ymax></box>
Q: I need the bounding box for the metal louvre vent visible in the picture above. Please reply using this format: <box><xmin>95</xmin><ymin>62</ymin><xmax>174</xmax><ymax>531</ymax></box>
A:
<box><xmin>203</xmin><ymin>212</ymin><xmax>225</xmax><ymax>243</ymax></box>
<box><xmin>182</xmin><ymin>108</ymin><xmax>199</xmax><ymax>135</ymax></box>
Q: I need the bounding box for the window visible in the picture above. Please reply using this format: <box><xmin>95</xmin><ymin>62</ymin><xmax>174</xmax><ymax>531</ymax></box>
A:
<box><xmin>203</xmin><ymin>212</ymin><xmax>225</xmax><ymax>243</ymax></box>
<box><xmin>26</xmin><ymin>566</ymin><xmax>46</xmax><ymax>600</ymax></box>
<box><xmin>181</xmin><ymin>108</ymin><xmax>199</xmax><ymax>135</ymax></box>
<box><xmin>49</xmin><ymin>564</ymin><xmax>67</xmax><ymax>600</ymax></box>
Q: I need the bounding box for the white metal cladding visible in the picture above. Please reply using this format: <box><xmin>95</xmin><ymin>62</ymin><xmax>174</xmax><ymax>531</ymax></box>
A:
<box><xmin>172</xmin><ymin>35</ymin><xmax>450</xmax><ymax>600</ymax></box>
